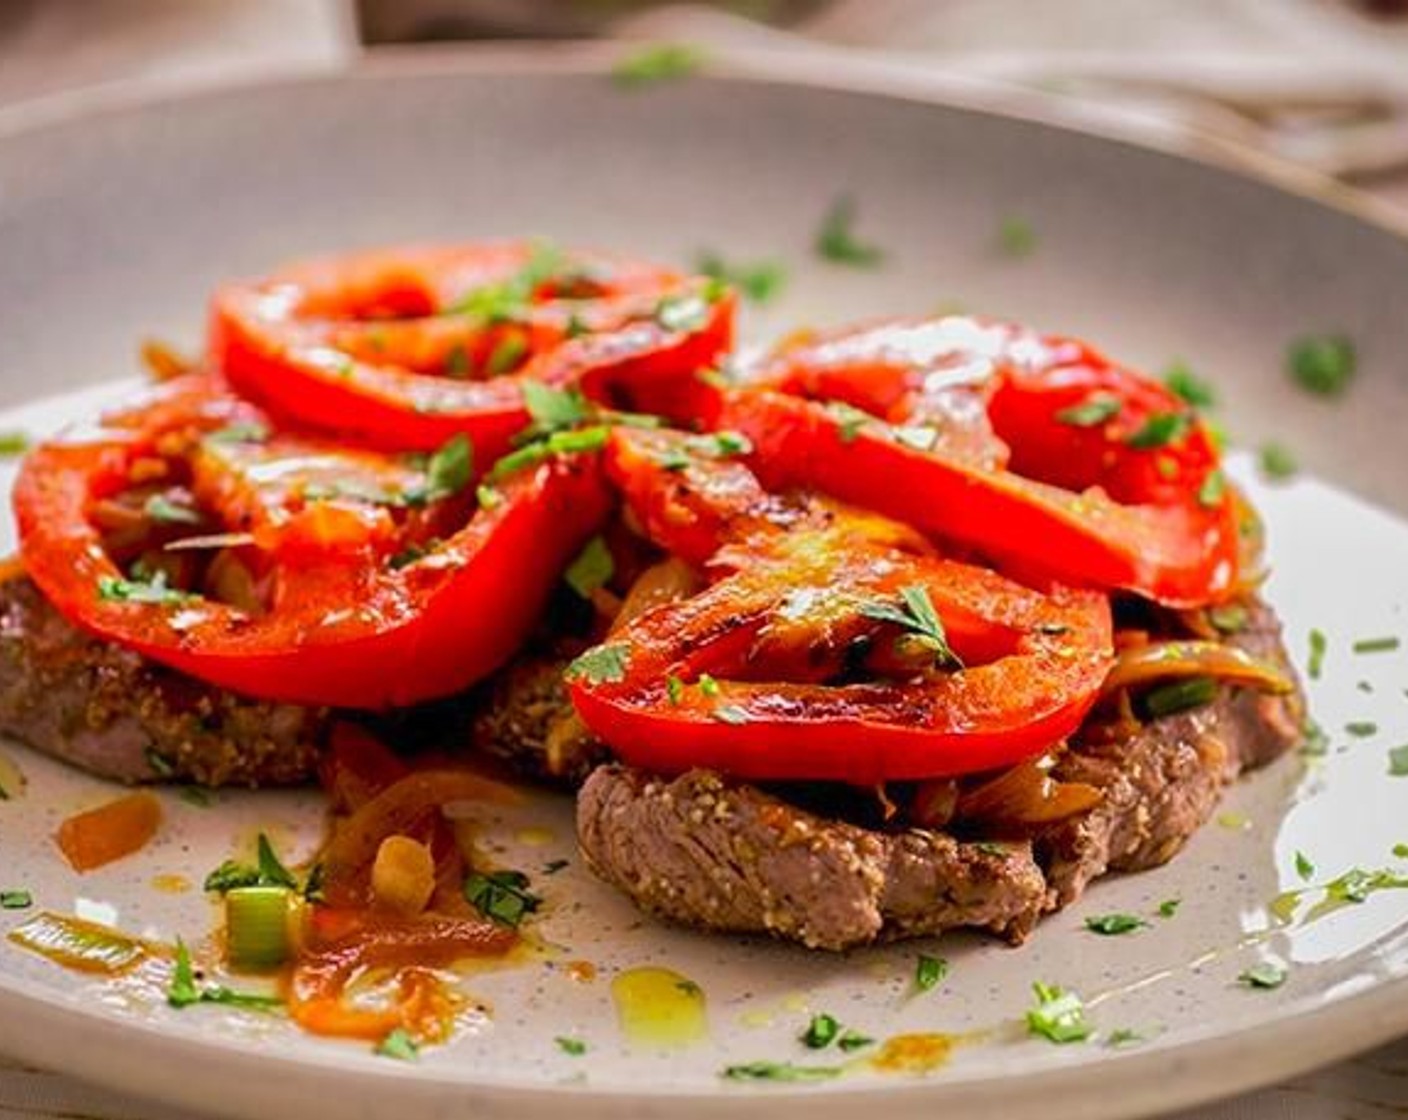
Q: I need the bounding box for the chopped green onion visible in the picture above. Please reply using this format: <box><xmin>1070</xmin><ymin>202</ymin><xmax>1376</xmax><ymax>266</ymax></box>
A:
<box><xmin>1027</xmin><ymin>982</ymin><xmax>1093</xmax><ymax>1043</ymax></box>
<box><xmin>1084</xmin><ymin>913</ymin><xmax>1147</xmax><ymax>936</ymax></box>
<box><xmin>666</xmin><ymin>675</ymin><xmax>685</xmax><ymax>706</ymax></box>
<box><xmin>697</xmin><ymin>674</ymin><xmax>721</xmax><ymax>698</ymax></box>
<box><xmin>486</xmin><ymin>333</ymin><xmax>528</xmax><ymax>375</ymax></box>
<box><xmin>565</xmin><ymin>644</ymin><xmax>628</xmax><ymax>685</ymax></box>
<box><xmin>1207</xmin><ymin>603</ymin><xmax>1248</xmax><ymax>634</ymax></box>
<box><xmin>1345</xmin><ymin>720</ymin><xmax>1379</xmax><ymax>738</ymax></box>
<box><xmin>1056</xmin><ymin>393</ymin><xmax>1121</xmax><ymax>427</ymax></box>
<box><xmin>914</xmin><ymin>953</ymin><xmax>948</xmax><ymax>992</ymax></box>
<box><xmin>1162</xmin><ymin>362</ymin><xmax>1216</xmax><ymax>409</ymax></box>
<box><xmin>1238</xmin><ymin>962</ymin><xmax>1287</xmax><ymax>990</ymax></box>
<box><xmin>0</xmin><ymin>889</ymin><xmax>32</xmax><ymax>910</ymax></box>
<box><xmin>800</xmin><ymin>1013</ymin><xmax>840</xmax><ymax>1049</ymax></box>
<box><xmin>1389</xmin><ymin>745</ymin><xmax>1408</xmax><ymax>777</ymax></box>
<box><xmin>1288</xmin><ymin>334</ymin><xmax>1355</xmax><ymax>397</ymax></box>
<box><xmin>522</xmin><ymin>380</ymin><xmax>588</xmax><ymax>433</ymax></box>
<box><xmin>1143</xmin><ymin>676</ymin><xmax>1217</xmax><ymax>718</ymax></box>
<box><xmin>97</xmin><ymin>571</ymin><xmax>194</xmax><ymax>606</ymax></box>
<box><xmin>1308</xmin><ymin>628</ymin><xmax>1327</xmax><ymax>680</ymax></box>
<box><xmin>1157</xmin><ymin>898</ymin><xmax>1181</xmax><ymax>918</ymax></box>
<box><xmin>1295</xmin><ymin>851</ymin><xmax>1316</xmax><ymax>880</ymax></box>
<box><xmin>376</xmin><ymin>1028</ymin><xmax>420</xmax><ymax>1061</ymax></box>
<box><xmin>1197</xmin><ymin>470</ymin><xmax>1226</xmax><ymax>508</ymax></box>
<box><xmin>555</xmin><ymin>1036</ymin><xmax>587</xmax><ymax>1056</ymax></box>
<box><xmin>1352</xmin><ymin>636</ymin><xmax>1400</xmax><ymax>654</ymax></box>
<box><xmin>224</xmin><ymin>886</ymin><xmax>292</xmax><ymax>969</ymax></box>
<box><xmin>1126</xmin><ymin>412</ymin><xmax>1191</xmax><ymax>449</ymax></box>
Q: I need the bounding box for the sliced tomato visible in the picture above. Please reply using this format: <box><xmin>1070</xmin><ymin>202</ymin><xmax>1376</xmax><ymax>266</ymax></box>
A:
<box><xmin>13</xmin><ymin>375</ymin><xmax>611</xmax><ymax>708</ymax></box>
<box><xmin>714</xmin><ymin>316</ymin><xmax>1239</xmax><ymax>607</ymax></box>
<box><xmin>571</xmin><ymin>428</ymin><xmax>1113</xmax><ymax>783</ymax></box>
<box><xmin>210</xmin><ymin>241</ymin><xmax>733</xmax><ymax>458</ymax></box>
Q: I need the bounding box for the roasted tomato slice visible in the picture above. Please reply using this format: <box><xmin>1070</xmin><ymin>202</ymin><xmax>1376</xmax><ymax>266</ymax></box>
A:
<box><xmin>13</xmin><ymin>375</ymin><xmax>611</xmax><ymax>709</ymax></box>
<box><xmin>567</xmin><ymin>428</ymin><xmax>1113</xmax><ymax>784</ymax></box>
<box><xmin>711</xmin><ymin>317</ymin><xmax>1238</xmax><ymax>608</ymax></box>
<box><xmin>210</xmin><ymin>241</ymin><xmax>733</xmax><ymax>458</ymax></box>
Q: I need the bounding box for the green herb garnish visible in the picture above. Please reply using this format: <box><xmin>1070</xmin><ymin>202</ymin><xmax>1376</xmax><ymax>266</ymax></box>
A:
<box><xmin>1085</xmin><ymin>913</ymin><xmax>1148</xmax><ymax>936</ymax></box>
<box><xmin>202</xmin><ymin>833</ymin><xmax>296</xmax><ymax>894</ymax></box>
<box><xmin>860</xmin><ymin>585</ymin><xmax>963</xmax><ymax>670</ymax></box>
<box><xmin>721</xmin><ymin>1061</ymin><xmax>845</xmax><ymax>1083</ymax></box>
<box><xmin>1295</xmin><ymin>851</ymin><xmax>1316</xmax><ymax>881</ymax></box>
<box><xmin>97</xmin><ymin>571</ymin><xmax>194</xmax><ymax>606</ymax></box>
<box><xmin>486</xmin><ymin>333</ymin><xmax>528</xmax><ymax>375</ymax></box>
<box><xmin>1289</xmin><ymin>334</ymin><xmax>1355</xmax><ymax>397</ymax></box>
<box><xmin>0</xmin><ymin>431</ymin><xmax>30</xmax><ymax>456</ymax></box>
<box><xmin>1353</xmin><ymin>636</ymin><xmax>1400</xmax><ymax>654</ymax></box>
<box><xmin>696</xmin><ymin>252</ymin><xmax>787</xmax><ymax>304</ymax></box>
<box><xmin>666</xmin><ymin>675</ymin><xmax>685</xmax><ymax>706</ymax></box>
<box><xmin>612</xmin><ymin>43</ymin><xmax>706</xmax><ymax>88</ymax></box>
<box><xmin>815</xmin><ymin>195</ymin><xmax>884</xmax><ymax>267</ymax></box>
<box><xmin>914</xmin><ymin>953</ymin><xmax>949</xmax><ymax>992</ymax></box>
<box><xmin>167</xmin><ymin>939</ymin><xmax>281</xmax><ymax>1012</ymax></box>
<box><xmin>564</xmin><ymin>536</ymin><xmax>614</xmax><ymax>599</ymax></box>
<box><xmin>996</xmin><ymin>215</ymin><xmax>1037</xmax><ymax>258</ymax></box>
<box><xmin>522</xmin><ymin>380</ymin><xmax>588</xmax><ymax>434</ymax></box>
<box><xmin>1163</xmin><ymin>362</ymin><xmax>1216</xmax><ymax>409</ymax></box>
<box><xmin>555</xmin><ymin>1036</ymin><xmax>587</xmax><ymax>1056</ymax></box>
<box><xmin>464</xmin><ymin>869</ymin><xmax>541</xmax><ymax>928</ymax></box>
<box><xmin>1056</xmin><ymin>393</ymin><xmax>1122</xmax><ymax>428</ymax></box>
<box><xmin>1345</xmin><ymin>721</ymin><xmax>1379</xmax><ymax>738</ymax></box>
<box><xmin>564</xmin><ymin>643</ymin><xmax>629</xmax><ymax>685</ymax></box>
<box><xmin>1197</xmin><ymin>470</ymin><xmax>1226</xmax><ymax>508</ymax></box>
<box><xmin>1389</xmin><ymin>745</ymin><xmax>1408</xmax><ymax>777</ymax></box>
<box><xmin>0</xmin><ymin>890</ymin><xmax>32</xmax><ymax>910</ymax></box>
<box><xmin>1106</xmin><ymin>1028</ymin><xmax>1146</xmax><ymax>1048</ymax></box>
<box><xmin>1027</xmin><ymin>982</ymin><xmax>1094</xmax><ymax>1044</ymax></box>
<box><xmin>415</xmin><ymin>433</ymin><xmax>474</xmax><ymax>503</ymax></box>
<box><xmin>1307</xmin><ymin>628</ymin><xmax>1327</xmax><ymax>680</ymax></box>
<box><xmin>1238</xmin><ymin>962</ymin><xmax>1287</xmax><ymax>990</ymax></box>
<box><xmin>1258</xmin><ymin>442</ymin><xmax>1298</xmax><ymax>481</ymax></box>
<box><xmin>1126</xmin><ymin>411</ymin><xmax>1192</xmax><ymax>449</ymax></box>
<box><xmin>1157</xmin><ymin>898</ymin><xmax>1181</xmax><ymax>918</ymax></box>
<box><xmin>800</xmin><ymin>1013</ymin><xmax>840</xmax><ymax>1049</ymax></box>
<box><xmin>376</xmin><ymin>1028</ymin><xmax>420</xmax><ymax>1061</ymax></box>
<box><xmin>837</xmin><ymin>1029</ymin><xmax>874</xmax><ymax>1052</ymax></box>
<box><xmin>1143</xmin><ymin>676</ymin><xmax>1217</xmax><ymax>718</ymax></box>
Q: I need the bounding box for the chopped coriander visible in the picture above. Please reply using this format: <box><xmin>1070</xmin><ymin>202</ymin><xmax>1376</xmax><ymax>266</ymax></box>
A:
<box><xmin>914</xmin><ymin>953</ymin><xmax>949</xmax><ymax>992</ymax></box>
<box><xmin>1208</xmin><ymin>603</ymin><xmax>1248</xmax><ymax>634</ymax></box>
<box><xmin>445</xmin><ymin>343</ymin><xmax>470</xmax><ymax>378</ymax></box>
<box><xmin>828</xmin><ymin>401</ymin><xmax>873</xmax><ymax>443</ymax></box>
<box><xmin>837</xmin><ymin>1029</ymin><xmax>874</xmax><ymax>1052</ymax></box>
<box><xmin>1126</xmin><ymin>411</ymin><xmax>1191</xmax><ymax>449</ymax></box>
<box><xmin>564</xmin><ymin>536</ymin><xmax>614</xmax><ymax>599</ymax></box>
<box><xmin>1057</xmin><ymin>393</ymin><xmax>1123</xmax><ymax>428</ymax></box>
<box><xmin>464</xmin><ymin>869</ymin><xmax>541</xmax><ymax>928</ymax></box>
<box><xmin>693</xmin><ymin>430</ymin><xmax>753</xmax><ymax>458</ymax></box>
<box><xmin>196</xmin><ymin>985</ymin><xmax>284</xmax><ymax>1012</ymax></box>
<box><xmin>1394</xmin><ymin>844</ymin><xmax>1408</xmax><ymax>859</ymax></box>
<box><xmin>666</xmin><ymin>675</ymin><xmax>685</xmax><ymax>706</ymax></box>
<box><xmin>1345</xmin><ymin>721</ymin><xmax>1379</xmax><ymax>738</ymax></box>
<box><xmin>1197</xmin><ymin>470</ymin><xmax>1226</xmax><ymax>508</ymax></box>
<box><xmin>800</xmin><ymin>1012</ymin><xmax>840</xmax><ymax>1049</ymax></box>
<box><xmin>167</xmin><ymin>939</ymin><xmax>201</xmax><ymax>1008</ymax></box>
<box><xmin>444</xmin><ymin>241</ymin><xmax>567</xmax><ymax>322</ymax></box>
<box><xmin>815</xmin><ymin>195</ymin><xmax>884</xmax><ymax>267</ymax></box>
<box><xmin>1143</xmin><ymin>676</ymin><xmax>1216</xmax><ymax>718</ymax></box>
<box><xmin>996</xmin><ymin>215</ymin><xmax>1037</xmax><ymax>258</ymax></box>
<box><xmin>1288</xmin><ymin>334</ymin><xmax>1356</xmax><ymax>397</ymax></box>
<box><xmin>203</xmin><ymin>859</ymin><xmax>262</xmax><ymax>894</ymax></box>
<box><xmin>1084</xmin><ymin>913</ymin><xmax>1147</xmax><ymax>936</ymax></box>
<box><xmin>1163</xmin><ymin>362</ymin><xmax>1216</xmax><ymax>409</ymax></box>
<box><xmin>522</xmin><ymin>380</ymin><xmax>588</xmax><ymax>434</ymax></box>
<box><xmin>97</xmin><ymin>571</ymin><xmax>194</xmax><ymax>606</ymax></box>
<box><xmin>713</xmin><ymin>704</ymin><xmax>750</xmax><ymax>725</ymax></box>
<box><xmin>721</xmin><ymin>1061</ymin><xmax>844</xmax><ymax>1083</ymax></box>
<box><xmin>143</xmin><ymin>494</ymin><xmax>201</xmax><ymax>525</ymax></box>
<box><xmin>1258</xmin><ymin>442</ymin><xmax>1298</xmax><ymax>481</ymax></box>
<box><xmin>1353</xmin><ymin>636</ymin><xmax>1400</xmax><ymax>655</ymax></box>
<box><xmin>417</xmin><ymin>433</ymin><xmax>474</xmax><ymax>502</ymax></box>
<box><xmin>376</xmin><ymin>1028</ymin><xmax>420</xmax><ymax>1061</ymax></box>
<box><xmin>1295</xmin><ymin>851</ymin><xmax>1316</xmax><ymax>880</ymax></box>
<box><xmin>546</xmin><ymin>426</ymin><xmax>609</xmax><ymax>455</ymax></box>
<box><xmin>612</xmin><ymin>43</ymin><xmax>706</xmax><ymax>88</ymax></box>
<box><xmin>1323</xmin><ymin>866</ymin><xmax>1408</xmax><ymax>907</ymax></box>
<box><xmin>0</xmin><ymin>431</ymin><xmax>30</xmax><ymax>456</ymax></box>
<box><xmin>1295</xmin><ymin>721</ymin><xmax>1329</xmax><ymax>755</ymax></box>
<box><xmin>1307</xmin><ymin>628</ymin><xmax>1327</xmax><ymax>680</ymax></box>
<box><xmin>697</xmin><ymin>674</ymin><xmax>721</xmax><ymax>698</ymax></box>
<box><xmin>1027</xmin><ymin>982</ymin><xmax>1094</xmax><ymax>1044</ymax></box>
<box><xmin>1238</xmin><ymin>962</ymin><xmax>1287</xmax><ymax>990</ymax></box>
<box><xmin>859</xmin><ymin>585</ymin><xmax>963</xmax><ymax>670</ymax></box>
<box><xmin>1157</xmin><ymin>898</ymin><xmax>1181</xmax><ymax>918</ymax></box>
<box><xmin>205</xmin><ymin>422</ymin><xmax>269</xmax><ymax>445</ymax></box>
<box><xmin>1389</xmin><ymin>745</ymin><xmax>1408</xmax><ymax>777</ymax></box>
<box><xmin>256</xmin><ymin>833</ymin><xmax>298</xmax><ymax>890</ymax></box>
<box><xmin>0</xmin><ymin>889</ymin><xmax>32</xmax><ymax>910</ymax></box>
<box><xmin>565</xmin><ymin>643</ymin><xmax>628</xmax><ymax>685</ymax></box>
<box><xmin>555</xmin><ymin>1036</ymin><xmax>587</xmax><ymax>1057</ymax></box>
<box><xmin>202</xmin><ymin>832</ymin><xmax>296</xmax><ymax>894</ymax></box>
<box><xmin>696</xmin><ymin>252</ymin><xmax>787</xmax><ymax>304</ymax></box>
<box><xmin>486</xmin><ymin>333</ymin><xmax>528</xmax><ymax>375</ymax></box>
<box><xmin>1106</xmin><ymin>1028</ymin><xmax>1146</xmax><ymax>1048</ymax></box>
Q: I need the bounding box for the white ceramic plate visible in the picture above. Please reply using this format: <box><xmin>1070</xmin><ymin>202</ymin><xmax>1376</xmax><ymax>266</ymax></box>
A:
<box><xmin>1</xmin><ymin>44</ymin><xmax>1408</xmax><ymax>1120</ymax></box>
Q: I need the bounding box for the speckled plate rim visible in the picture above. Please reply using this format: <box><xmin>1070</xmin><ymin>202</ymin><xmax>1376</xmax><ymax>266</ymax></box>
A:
<box><xmin>0</xmin><ymin>42</ymin><xmax>1407</xmax><ymax>1120</ymax></box>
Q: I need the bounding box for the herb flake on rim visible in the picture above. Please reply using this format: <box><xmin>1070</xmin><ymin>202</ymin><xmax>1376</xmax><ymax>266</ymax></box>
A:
<box><xmin>815</xmin><ymin>195</ymin><xmax>884</xmax><ymax>267</ymax></box>
<box><xmin>800</xmin><ymin>1013</ymin><xmax>840</xmax><ymax>1049</ymax></box>
<box><xmin>1288</xmin><ymin>334</ymin><xmax>1355</xmax><ymax>397</ymax></box>
<box><xmin>914</xmin><ymin>953</ymin><xmax>949</xmax><ymax>992</ymax></box>
<box><xmin>1162</xmin><ymin>362</ymin><xmax>1216</xmax><ymax>409</ymax></box>
<box><xmin>464</xmin><ymin>869</ymin><xmax>541</xmax><ymax>928</ymax></box>
<box><xmin>1352</xmin><ymin>635</ymin><xmax>1400</xmax><ymax>655</ymax></box>
<box><xmin>565</xmin><ymin>643</ymin><xmax>628</xmax><ymax>685</ymax></box>
<box><xmin>1126</xmin><ymin>411</ymin><xmax>1192</xmax><ymax>449</ymax></box>
<box><xmin>1238</xmin><ymin>962</ymin><xmax>1287</xmax><ymax>990</ymax></box>
<box><xmin>1055</xmin><ymin>392</ymin><xmax>1122</xmax><ymax>428</ymax></box>
<box><xmin>1307</xmin><ymin>628</ymin><xmax>1327</xmax><ymax>680</ymax></box>
<box><xmin>1084</xmin><ymin>913</ymin><xmax>1148</xmax><ymax>936</ymax></box>
<box><xmin>555</xmin><ymin>1036</ymin><xmax>587</xmax><ymax>1056</ymax></box>
<box><xmin>376</xmin><ymin>1028</ymin><xmax>420</xmax><ymax>1061</ymax></box>
<box><xmin>721</xmin><ymin>1061</ymin><xmax>845</xmax><ymax>1083</ymax></box>
<box><xmin>696</xmin><ymin>252</ymin><xmax>787</xmax><ymax>304</ymax></box>
<box><xmin>1258</xmin><ymin>442</ymin><xmax>1298</xmax><ymax>481</ymax></box>
<box><xmin>1027</xmin><ymin>982</ymin><xmax>1094</xmax><ymax>1044</ymax></box>
<box><xmin>612</xmin><ymin>43</ymin><xmax>706</xmax><ymax>88</ymax></box>
<box><xmin>860</xmin><ymin>585</ymin><xmax>963</xmax><ymax>670</ymax></box>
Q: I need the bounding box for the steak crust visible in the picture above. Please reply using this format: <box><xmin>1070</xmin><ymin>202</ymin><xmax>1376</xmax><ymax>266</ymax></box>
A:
<box><xmin>577</xmin><ymin>598</ymin><xmax>1305</xmax><ymax>950</ymax></box>
<box><xmin>0</xmin><ymin>577</ymin><xmax>327</xmax><ymax>786</ymax></box>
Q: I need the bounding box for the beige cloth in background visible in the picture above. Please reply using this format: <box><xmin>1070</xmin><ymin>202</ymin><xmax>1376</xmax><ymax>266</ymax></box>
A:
<box><xmin>1</xmin><ymin>2</ymin><xmax>1407</xmax><ymax>1118</ymax></box>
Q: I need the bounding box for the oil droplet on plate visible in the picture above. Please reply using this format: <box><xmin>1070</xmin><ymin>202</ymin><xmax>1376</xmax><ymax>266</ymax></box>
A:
<box><xmin>611</xmin><ymin>966</ymin><xmax>707</xmax><ymax>1048</ymax></box>
<box><xmin>871</xmin><ymin>1032</ymin><xmax>955</xmax><ymax>1075</ymax></box>
<box><xmin>151</xmin><ymin>874</ymin><xmax>191</xmax><ymax>894</ymax></box>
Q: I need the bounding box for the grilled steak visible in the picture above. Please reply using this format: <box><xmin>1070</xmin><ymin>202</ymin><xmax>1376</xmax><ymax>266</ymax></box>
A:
<box><xmin>576</xmin><ymin>598</ymin><xmax>1304</xmax><ymax>950</ymax></box>
<box><xmin>0</xmin><ymin>577</ymin><xmax>328</xmax><ymax>786</ymax></box>
<box><xmin>470</xmin><ymin>654</ymin><xmax>608</xmax><ymax>786</ymax></box>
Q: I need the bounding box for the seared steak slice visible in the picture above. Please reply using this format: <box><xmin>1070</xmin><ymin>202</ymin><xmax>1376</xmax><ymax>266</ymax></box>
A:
<box><xmin>578</xmin><ymin>765</ymin><xmax>1046</xmax><ymax>950</ymax></box>
<box><xmin>577</xmin><ymin>598</ymin><xmax>1304</xmax><ymax>950</ymax></box>
<box><xmin>0</xmin><ymin>577</ymin><xmax>327</xmax><ymax>786</ymax></box>
<box><xmin>471</xmin><ymin>655</ymin><xmax>608</xmax><ymax>786</ymax></box>
<box><xmin>1040</xmin><ymin>599</ymin><xmax>1304</xmax><ymax>904</ymax></box>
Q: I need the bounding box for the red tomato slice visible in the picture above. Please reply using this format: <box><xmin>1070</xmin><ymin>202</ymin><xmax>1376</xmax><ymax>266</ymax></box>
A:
<box><xmin>13</xmin><ymin>376</ymin><xmax>611</xmax><ymax>709</ymax></box>
<box><xmin>569</xmin><ymin>427</ymin><xmax>1114</xmax><ymax>784</ymax></box>
<box><xmin>210</xmin><ymin>241</ymin><xmax>733</xmax><ymax>458</ymax></box>
<box><xmin>716</xmin><ymin>316</ymin><xmax>1239</xmax><ymax>607</ymax></box>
